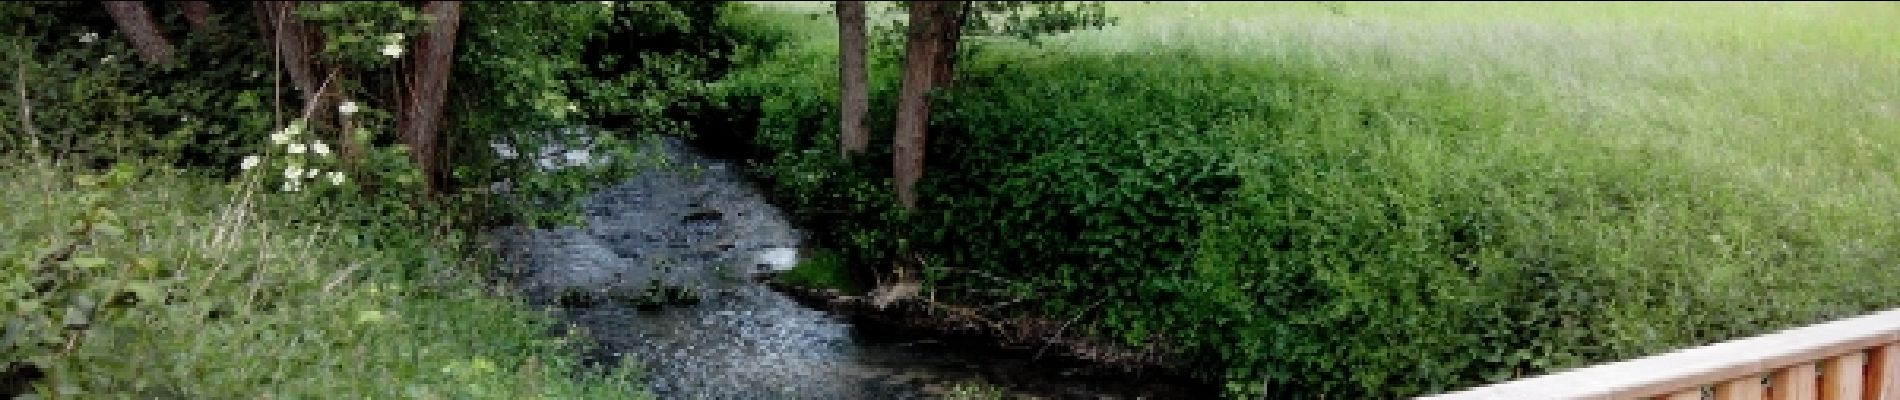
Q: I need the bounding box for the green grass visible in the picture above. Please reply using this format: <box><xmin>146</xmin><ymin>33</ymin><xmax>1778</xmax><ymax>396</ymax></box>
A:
<box><xmin>1</xmin><ymin>158</ymin><xmax>648</xmax><ymax>399</ymax></box>
<box><xmin>1080</xmin><ymin>2</ymin><xmax>1900</xmax><ymax>395</ymax></box>
<box><xmin>730</xmin><ymin>1</ymin><xmax>1900</xmax><ymax>397</ymax></box>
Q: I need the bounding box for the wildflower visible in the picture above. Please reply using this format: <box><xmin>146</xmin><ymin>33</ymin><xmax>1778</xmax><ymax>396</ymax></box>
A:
<box><xmin>338</xmin><ymin>101</ymin><xmax>359</xmax><ymax>115</ymax></box>
<box><xmin>312</xmin><ymin>141</ymin><xmax>331</xmax><ymax>156</ymax></box>
<box><xmin>101</xmin><ymin>55</ymin><xmax>115</xmax><ymax>63</ymax></box>
<box><xmin>78</xmin><ymin>32</ymin><xmax>98</xmax><ymax>43</ymax></box>
<box><xmin>281</xmin><ymin>180</ymin><xmax>300</xmax><ymax>192</ymax></box>
<box><xmin>284</xmin><ymin>165</ymin><xmax>303</xmax><ymax>180</ymax></box>
<box><xmin>327</xmin><ymin>171</ymin><xmax>346</xmax><ymax>185</ymax></box>
<box><xmin>239</xmin><ymin>155</ymin><xmax>261</xmax><ymax>171</ymax></box>
<box><xmin>287</xmin><ymin>143</ymin><xmax>307</xmax><ymax>154</ymax></box>
<box><xmin>272</xmin><ymin>123</ymin><xmax>301</xmax><ymax>145</ymax></box>
<box><xmin>305</xmin><ymin>168</ymin><xmax>320</xmax><ymax>179</ymax></box>
<box><xmin>380</xmin><ymin>43</ymin><xmax>405</xmax><ymax>58</ymax></box>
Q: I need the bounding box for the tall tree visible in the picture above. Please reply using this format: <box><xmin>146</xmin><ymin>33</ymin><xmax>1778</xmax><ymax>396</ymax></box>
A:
<box><xmin>892</xmin><ymin>1</ymin><xmax>951</xmax><ymax>210</ymax></box>
<box><xmin>837</xmin><ymin>0</ymin><xmax>870</xmax><ymax>157</ymax></box>
<box><xmin>100</xmin><ymin>1</ymin><xmax>174</xmax><ymax>64</ymax></box>
<box><xmin>931</xmin><ymin>1</ymin><xmax>968</xmax><ymax>88</ymax></box>
<box><xmin>257</xmin><ymin>2</ymin><xmax>328</xmax><ymax>115</ymax></box>
<box><xmin>397</xmin><ymin>1</ymin><xmax>462</xmax><ymax>196</ymax></box>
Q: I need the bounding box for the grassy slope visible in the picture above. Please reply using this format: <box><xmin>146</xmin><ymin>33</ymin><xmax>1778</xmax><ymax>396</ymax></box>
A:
<box><xmin>1073</xmin><ymin>1</ymin><xmax>1900</xmax><ymax>394</ymax></box>
<box><xmin>739</xmin><ymin>1</ymin><xmax>1900</xmax><ymax>396</ymax></box>
<box><xmin>1</xmin><ymin>159</ymin><xmax>647</xmax><ymax>399</ymax></box>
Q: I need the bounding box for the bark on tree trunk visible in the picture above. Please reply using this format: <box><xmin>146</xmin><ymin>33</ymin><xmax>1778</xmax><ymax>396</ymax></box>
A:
<box><xmin>932</xmin><ymin>1</ymin><xmax>968</xmax><ymax>88</ymax></box>
<box><xmin>101</xmin><ymin>1</ymin><xmax>174</xmax><ymax>64</ymax></box>
<box><xmin>257</xmin><ymin>2</ymin><xmax>324</xmax><ymax>107</ymax></box>
<box><xmin>398</xmin><ymin>1</ymin><xmax>462</xmax><ymax>196</ymax></box>
<box><xmin>836</xmin><ymin>0</ymin><xmax>870</xmax><ymax>157</ymax></box>
<box><xmin>181</xmin><ymin>1</ymin><xmax>212</xmax><ymax>32</ymax></box>
<box><xmin>257</xmin><ymin>1</ymin><xmax>344</xmax><ymax>158</ymax></box>
<box><xmin>893</xmin><ymin>1</ymin><xmax>949</xmax><ymax>210</ymax></box>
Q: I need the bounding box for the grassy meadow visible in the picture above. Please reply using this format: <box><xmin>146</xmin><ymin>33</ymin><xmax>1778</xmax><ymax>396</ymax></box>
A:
<box><xmin>737</xmin><ymin>1</ymin><xmax>1900</xmax><ymax>396</ymax></box>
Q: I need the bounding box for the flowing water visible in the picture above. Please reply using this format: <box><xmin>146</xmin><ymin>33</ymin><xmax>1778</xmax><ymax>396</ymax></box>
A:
<box><xmin>488</xmin><ymin>132</ymin><xmax>1206</xmax><ymax>399</ymax></box>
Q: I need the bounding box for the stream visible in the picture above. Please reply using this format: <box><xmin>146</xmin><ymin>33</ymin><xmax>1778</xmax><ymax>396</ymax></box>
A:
<box><xmin>486</xmin><ymin>132</ymin><xmax>1206</xmax><ymax>399</ymax></box>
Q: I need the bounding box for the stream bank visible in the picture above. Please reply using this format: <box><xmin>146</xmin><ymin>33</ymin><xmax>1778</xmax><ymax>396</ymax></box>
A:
<box><xmin>486</xmin><ymin>133</ymin><xmax>1213</xmax><ymax>399</ymax></box>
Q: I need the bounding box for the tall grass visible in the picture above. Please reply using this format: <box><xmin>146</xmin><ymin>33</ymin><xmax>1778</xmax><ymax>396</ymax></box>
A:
<box><xmin>0</xmin><ymin>158</ymin><xmax>647</xmax><ymax>398</ymax></box>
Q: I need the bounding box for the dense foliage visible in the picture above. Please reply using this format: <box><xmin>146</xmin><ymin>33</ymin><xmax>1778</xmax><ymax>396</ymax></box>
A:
<box><xmin>716</xmin><ymin>4</ymin><xmax>1900</xmax><ymax>397</ymax></box>
<box><xmin>1</xmin><ymin>1</ymin><xmax>785</xmax><ymax>397</ymax></box>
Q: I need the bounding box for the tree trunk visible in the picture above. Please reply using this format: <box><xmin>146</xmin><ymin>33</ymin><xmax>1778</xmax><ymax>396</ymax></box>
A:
<box><xmin>398</xmin><ymin>1</ymin><xmax>462</xmax><ymax>196</ymax></box>
<box><xmin>932</xmin><ymin>1</ymin><xmax>968</xmax><ymax>88</ymax></box>
<box><xmin>836</xmin><ymin>0</ymin><xmax>870</xmax><ymax>157</ymax></box>
<box><xmin>100</xmin><ymin>1</ymin><xmax>174</xmax><ymax>64</ymax></box>
<box><xmin>181</xmin><ymin>1</ymin><xmax>212</xmax><ymax>32</ymax></box>
<box><xmin>257</xmin><ymin>2</ymin><xmax>324</xmax><ymax>110</ymax></box>
<box><xmin>892</xmin><ymin>1</ymin><xmax>949</xmax><ymax>210</ymax></box>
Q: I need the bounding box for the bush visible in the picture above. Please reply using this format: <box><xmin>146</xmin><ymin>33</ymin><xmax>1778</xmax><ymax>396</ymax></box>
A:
<box><xmin>0</xmin><ymin>2</ymin><xmax>275</xmax><ymax>170</ymax></box>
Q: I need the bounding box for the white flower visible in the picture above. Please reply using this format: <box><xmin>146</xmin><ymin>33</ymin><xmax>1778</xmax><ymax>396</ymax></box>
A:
<box><xmin>283</xmin><ymin>165</ymin><xmax>303</xmax><ymax>180</ymax></box>
<box><xmin>79</xmin><ymin>32</ymin><xmax>98</xmax><ymax>43</ymax></box>
<box><xmin>282</xmin><ymin>180</ymin><xmax>301</xmax><ymax>192</ymax></box>
<box><xmin>287</xmin><ymin>143</ymin><xmax>307</xmax><ymax>154</ymax></box>
<box><xmin>305</xmin><ymin>168</ymin><xmax>320</xmax><ymax>179</ymax></box>
<box><xmin>380</xmin><ymin>43</ymin><xmax>405</xmax><ymax>58</ymax></box>
<box><xmin>239</xmin><ymin>155</ymin><xmax>261</xmax><ymax>171</ymax></box>
<box><xmin>101</xmin><ymin>55</ymin><xmax>115</xmax><ymax>63</ymax></box>
<box><xmin>338</xmin><ymin>101</ymin><xmax>359</xmax><ymax>115</ymax></box>
<box><xmin>312</xmin><ymin>141</ymin><xmax>331</xmax><ymax>156</ymax></box>
<box><xmin>327</xmin><ymin>171</ymin><xmax>346</xmax><ymax>185</ymax></box>
<box><xmin>271</xmin><ymin>123</ymin><xmax>301</xmax><ymax>145</ymax></box>
<box><xmin>566</xmin><ymin>104</ymin><xmax>578</xmax><ymax>112</ymax></box>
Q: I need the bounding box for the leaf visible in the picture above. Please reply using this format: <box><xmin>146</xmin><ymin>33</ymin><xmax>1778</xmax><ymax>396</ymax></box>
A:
<box><xmin>125</xmin><ymin>281</ymin><xmax>165</xmax><ymax>304</ymax></box>
<box><xmin>62</xmin><ymin>305</ymin><xmax>89</xmax><ymax>329</ymax></box>
<box><xmin>70</xmin><ymin>257</ymin><xmax>109</xmax><ymax>269</ymax></box>
<box><xmin>93</xmin><ymin>221</ymin><xmax>124</xmax><ymax>237</ymax></box>
<box><xmin>1</xmin><ymin>319</ymin><xmax>25</xmax><ymax>350</ymax></box>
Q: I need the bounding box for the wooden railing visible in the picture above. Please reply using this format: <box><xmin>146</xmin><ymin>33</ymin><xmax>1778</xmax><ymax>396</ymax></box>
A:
<box><xmin>1419</xmin><ymin>308</ymin><xmax>1900</xmax><ymax>400</ymax></box>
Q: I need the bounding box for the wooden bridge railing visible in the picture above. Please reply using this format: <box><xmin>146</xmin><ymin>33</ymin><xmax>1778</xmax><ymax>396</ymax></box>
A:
<box><xmin>1419</xmin><ymin>308</ymin><xmax>1900</xmax><ymax>400</ymax></box>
